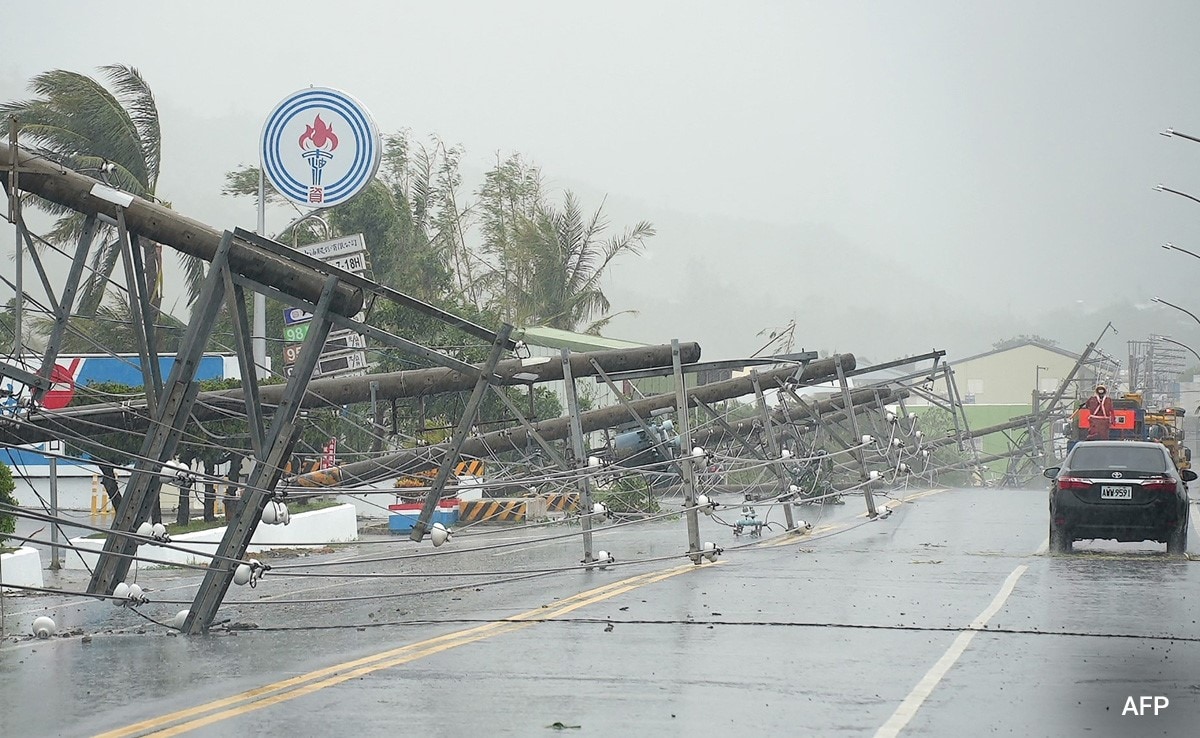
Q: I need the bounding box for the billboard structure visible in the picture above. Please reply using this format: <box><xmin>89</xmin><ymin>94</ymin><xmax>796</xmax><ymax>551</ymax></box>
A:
<box><xmin>0</xmin><ymin>353</ymin><xmax>238</xmax><ymax>473</ymax></box>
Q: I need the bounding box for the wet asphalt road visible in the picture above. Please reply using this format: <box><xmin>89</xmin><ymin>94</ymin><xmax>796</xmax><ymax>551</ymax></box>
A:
<box><xmin>2</xmin><ymin>486</ymin><xmax>1199</xmax><ymax>737</ymax></box>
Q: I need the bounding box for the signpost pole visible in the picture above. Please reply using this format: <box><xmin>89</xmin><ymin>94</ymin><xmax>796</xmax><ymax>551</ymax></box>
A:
<box><xmin>253</xmin><ymin>167</ymin><xmax>267</xmax><ymax>380</ymax></box>
<box><xmin>258</xmin><ymin>87</ymin><xmax>381</xmax><ymax>381</ymax></box>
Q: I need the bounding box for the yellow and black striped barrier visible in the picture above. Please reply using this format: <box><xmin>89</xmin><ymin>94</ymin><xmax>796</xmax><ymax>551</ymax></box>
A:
<box><xmin>543</xmin><ymin>493</ymin><xmax>581</xmax><ymax>514</ymax></box>
<box><xmin>456</xmin><ymin>459</ymin><xmax>485</xmax><ymax>477</ymax></box>
<box><xmin>394</xmin><ymin>459</ymin><xmax>487</xmax><ymax>489</ymax></box>
<box><xmin>458</xmin><ymin>498</ymin><xmax>529</xmax><ymax>524</ymax></box>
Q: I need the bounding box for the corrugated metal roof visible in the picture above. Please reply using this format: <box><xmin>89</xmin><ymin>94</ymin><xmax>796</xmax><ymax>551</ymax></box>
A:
<box><xmin>515</xmin><ymin>326</ymin><xmax>647</xmax><ymax>353</ymax></box>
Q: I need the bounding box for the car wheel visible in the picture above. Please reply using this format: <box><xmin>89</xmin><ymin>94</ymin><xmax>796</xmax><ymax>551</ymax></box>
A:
<box><xmin>1167</xmin><ymin>517</ymin><xmax>1188</xmax><ymax>556</ymax></box>
<box><xmin>1049</xmin><ymin>522</ymin><xmax>1072</xmax><ymax>554</ymax></box>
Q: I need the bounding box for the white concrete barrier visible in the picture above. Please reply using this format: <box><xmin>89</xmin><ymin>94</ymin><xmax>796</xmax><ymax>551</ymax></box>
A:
<box><xmin>1</xmin><ymin>547</ymin><xmax>45</xmax><ymax>590</ymax></box>
<box><xmin>63</xmin><ymin>503</ymin><xmax>359</xmax><ymax>570</ymax></box>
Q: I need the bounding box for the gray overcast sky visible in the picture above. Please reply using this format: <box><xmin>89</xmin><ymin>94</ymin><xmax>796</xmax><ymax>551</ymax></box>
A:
<box><xmin>5</xmin><ymin>1</ymin><xmax>1200</xmax><ymax>361</ymax></box>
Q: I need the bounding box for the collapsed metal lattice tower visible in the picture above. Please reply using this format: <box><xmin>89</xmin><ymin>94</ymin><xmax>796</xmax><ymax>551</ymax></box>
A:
<box><xmin>2</xmin><ymin>133</ymin><xmax>1032</xmax><ymax>633</ymax></box>
<box><xmin>1129</xmin><ymin>336</ymin><xmax>1187</xmax><ymax>408</ymax></box>
<box><xmin>1</xmin><ymin>138</ymin><xmax>517</xmax><ymax>632</ymax></box>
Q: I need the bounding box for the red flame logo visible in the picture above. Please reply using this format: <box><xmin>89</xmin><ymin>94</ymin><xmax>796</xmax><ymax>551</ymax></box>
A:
<box><xmin>298</xmin><ymin>115</ymin><xmax>339</xmax><ymax>151</ymax></box>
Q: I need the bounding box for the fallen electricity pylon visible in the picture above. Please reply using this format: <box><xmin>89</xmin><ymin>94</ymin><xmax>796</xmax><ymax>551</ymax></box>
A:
<box><xmin>293</xmin><ymin>354</ymin><xmax>858</xmax><ymax>488</ymax></box>
<box><xmin>0</xmin><ymin>342</ymin><xmax>703</xmax><ymax>447</ymax></box>
<box><xmin>4</xmin><ymin>133</ymin><xmax>1017</xmax><ymax>636</ymax></box>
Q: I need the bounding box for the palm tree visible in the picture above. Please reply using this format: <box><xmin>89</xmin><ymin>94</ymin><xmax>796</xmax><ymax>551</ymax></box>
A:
<box><xmin>31</xmin><ymin>300</ymin><xmax>186</xmax><ymax>355</ymax></box>
<box><xmin>222</xmin><ymin>130</ymin><xmax>464</xmax><ymax>302</ymax></box>
<box><xmin>485</xmin><ymin>189</ymin><xmax>653</xmax><ymax>334</ymax></box>
<box><xmin>0</xmin><ymin>65</ymin><xmax>203</xmax><ymax>316</ymax></box>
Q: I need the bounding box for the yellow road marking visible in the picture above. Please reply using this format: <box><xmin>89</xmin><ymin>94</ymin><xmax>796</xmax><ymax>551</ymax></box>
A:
<box><xmin>98</xmin><ymin>564</ymin><xmax>710</xmax><ymax>738</ymax></box>
<box><xmin>761</xmin><ymin>523</ymin><xmax>838</xmax><ymax>547</ymax></box>
<box><xmin>758</xmin><ymin>488</ymin><xmax>952</xmax><ymax>549</ymax></box>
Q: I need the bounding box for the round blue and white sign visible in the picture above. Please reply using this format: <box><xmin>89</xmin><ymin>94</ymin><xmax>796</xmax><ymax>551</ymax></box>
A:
<box><xmin>260</xmin><ymin>87</ymin><xmax>381</xmax><ymax>208</ymax></box>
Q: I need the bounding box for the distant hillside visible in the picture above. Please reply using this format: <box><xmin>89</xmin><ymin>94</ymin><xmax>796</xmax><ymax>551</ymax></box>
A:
<box><xmin>591</xmin><ymin>202</ymin><xmax>1019</xmax><ymax>361</ymax></box>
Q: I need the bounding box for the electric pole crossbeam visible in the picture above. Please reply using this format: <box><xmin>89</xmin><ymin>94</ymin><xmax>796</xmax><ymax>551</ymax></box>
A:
<box><xmin>184</xmin><ymin>275</ymin><xmax>342</xmax><ymax>633</ymax></box>
<box><xmin>407</xmin><ymin>324</ymin><xmax>513</xmax><ymax>543</ymax></box>
<box><xmin>750</xmin><ymin>370</ymin><xmax>796</xmax><ymax>529</ymax></box>
<box><xmin>291</xmin><ymin>355</ymin><xmax>857</xmax><ymax>489</ymax></box>
<box><xmin>85</xmin><ymin>233</ymin><xmax>238</xmax><ymax>597</ymax></box>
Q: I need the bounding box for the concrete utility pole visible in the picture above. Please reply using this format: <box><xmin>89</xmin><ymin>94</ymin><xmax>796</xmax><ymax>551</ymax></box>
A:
<box><xmin>690</xmin><ymin>386</ymin><xmax>907</xmax><ymax>448</ymax></box>
<box><xmin>672</xmin><ymin>339</ymin><xmax>702</xmax><ymax>561</ymax></box>
<box><xmin>749</xmin><ymin>369</ymin><xmax>796</xmax><ymax>530</ymax></box>
<box><xmin>562</xmin><ymin>348</ymin><xmax>596</xmax><ymax>563</ymax></box>
<box><xmin>407</xmin><ymin>325</ymin><xmax>512</xmax><ymax>542</ymax></box>
<box><xmin>0</xmin><ymin>140</ymin><xmax>363</xmax><ymax>317</ymax></box>
<box><xmin>0</xmin><ymin>343</ymin><xmax>703</xmax><ymax>447</ymax></box>
<box><xmin>8</xmin><ymin>117</ymin><xmax>21</xmax><ymax>356</ymax></box>
<box><xmin>292</xmin><ymin>354</ymin><xmax>856</xmax><ymax>488</ymax></box>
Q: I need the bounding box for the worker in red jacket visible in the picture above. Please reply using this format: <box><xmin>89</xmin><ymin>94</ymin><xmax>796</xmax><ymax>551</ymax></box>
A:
<box><xmin>1085</xmin><ymin>385</ymin><xmax>1114</xmax><ymax>440</ymax></box>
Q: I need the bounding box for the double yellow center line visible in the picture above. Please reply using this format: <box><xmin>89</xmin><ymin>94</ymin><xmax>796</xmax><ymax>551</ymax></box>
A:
<box><xmin>97</xmin><ymin>564</ymin><xmax>708</xmax><ymax>738</ymax></box>
<box><xmin>758</xmin><ymin>488</ymin><xmax>950</xmax><ymax>547</ymax></box>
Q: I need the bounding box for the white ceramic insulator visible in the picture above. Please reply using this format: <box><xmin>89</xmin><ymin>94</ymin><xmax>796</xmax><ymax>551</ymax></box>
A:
<box><xmin>32</xmin><ymin>616</ymin><xmax>56</xmax><ymax>639</ymax></box>
<box><xmin>431</xmin><ymin>523</ymin><xmax>450</xmax><ymax>547</ymax></box>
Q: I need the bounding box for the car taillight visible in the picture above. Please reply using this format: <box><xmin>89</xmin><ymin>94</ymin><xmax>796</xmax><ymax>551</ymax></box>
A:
<box><xmin>1142</xmin><ymin>479</ymin><xmax>1177</xmax><ymax>493</ymax></box>
<box><xmin>1057</xmin><ymin>477</ymin><xmax>1091</xmax><ymax>490</ymax></box>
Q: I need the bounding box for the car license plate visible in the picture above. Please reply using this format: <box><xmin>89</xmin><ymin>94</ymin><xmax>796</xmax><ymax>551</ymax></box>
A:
<box><xmin>1100</xmin><ymin>485</ymin><xmax>1132</xmax><ymax>500</ymax></box>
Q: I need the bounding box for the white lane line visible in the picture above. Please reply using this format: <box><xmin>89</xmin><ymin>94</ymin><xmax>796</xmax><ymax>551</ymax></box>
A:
<box><xmin>874</xmin><ymin>564</ymin><xmax>1028</xmax><ymax>738</ymax></box>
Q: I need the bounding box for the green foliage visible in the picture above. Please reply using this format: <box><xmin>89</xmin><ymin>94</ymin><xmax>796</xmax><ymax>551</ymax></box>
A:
<box><xmin>1</xmin><ymin>65</ymin><xmax>205</xmax><ymax>312</ymax></box>
<box><xmin>906</xmin><ymin>408</ymin><xmax>979</xmax><ymax>485</ymax></box>
<box><xmin>213</xmin><ymin>126</ymin><xmax>654</xmax><ymax>455</ymax></box>
<box><xmin>62</xmin><ymin>379</ymin><xmax>252</xmax><ymax>471</ymax></box>
<box><xmin>0</xmin><ymin>461</ymin><xmax>16</xmax><ymax>545</ymax></box>
<box><xmin>1</xmin><ymin>65</ymin><xmax>160</xmax><ymax>198</ymax></box>
<box><xmin>597</xmin><ymin>474</ymin><xmax>660</xmax><ymax>514</ymax></box>
<box><xmin>223</xmin><ymin>131</ymin><xmax>462</xmax><ymax>305</ymax></box>
<box><xmin>477</xmin><ymin>157</ymin><xmax>653</xmax><ymax>332</ymax></box>
<box><xmin>179</xmin><ymin>378</ymin><xmax>252</xmax><ymax>468</ymax></box>
<box><xmin>32</xmin><ymin>301</ymin><xmax>188</xmax><ymax>355</ymax></box>
<box><xmin>223</xmin><ymin>138</ymin><xmax>652</xmax><ymax>345</ymax></box>
<box><xmin>64</xmin><ymin>381</ymin><xmax>146</xmax><ymax>466</ymax></box>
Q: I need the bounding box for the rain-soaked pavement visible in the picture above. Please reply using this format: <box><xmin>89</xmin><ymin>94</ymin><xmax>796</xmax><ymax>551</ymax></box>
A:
<box><xmin>3</xmin><ymin>486</ymin><xmax>1199</xmax><ymax>737</ymax></box>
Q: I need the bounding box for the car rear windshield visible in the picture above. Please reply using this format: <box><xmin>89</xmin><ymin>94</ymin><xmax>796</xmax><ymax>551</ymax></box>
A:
<box><xmin>1067</xmin><ymin>445</ymin><xmax>1170</xmax><ymax>472</ymax></box>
